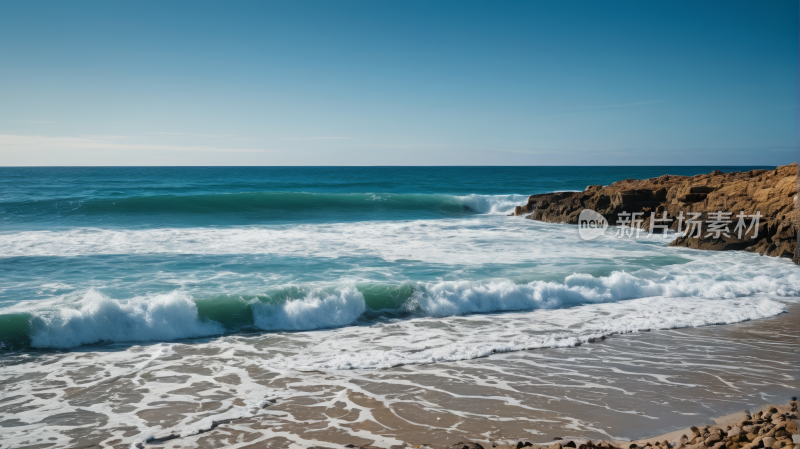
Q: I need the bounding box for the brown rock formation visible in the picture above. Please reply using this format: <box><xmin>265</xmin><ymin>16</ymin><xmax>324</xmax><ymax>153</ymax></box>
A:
<box><xmin>513</xmin><ymin>164</ymin><xmax>798</xmax><ymax>261</ymax></box>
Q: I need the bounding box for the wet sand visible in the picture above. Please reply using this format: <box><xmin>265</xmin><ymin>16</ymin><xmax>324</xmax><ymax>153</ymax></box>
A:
<box><xmin>1</xmin><ymin>304</ymin><xmax>798</xmax><ymax>448</ymax></box>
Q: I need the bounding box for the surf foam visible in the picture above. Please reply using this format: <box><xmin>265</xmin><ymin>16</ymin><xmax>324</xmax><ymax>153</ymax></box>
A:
<box><xmin>28</xmin><ymin>290</ymin><xmax>224</xmax><ymax>348</ymax></box>
<box><xmin>281</xmin><ymin>296</ymin><xmax>789</xmax><ymax>370</ymax></box>
<box><xmin>252</xmin><ymin>286</ymin><xmax>366</xmax><ymax>331</ymax></box>
<box><xmin>411</xmin><ymin>269</ymin><xmax>800</xmax><ymax>318</ymax></box>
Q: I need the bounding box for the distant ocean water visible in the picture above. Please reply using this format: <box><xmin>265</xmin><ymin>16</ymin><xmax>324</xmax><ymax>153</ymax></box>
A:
<box><xmin>2</xmin><ymin>166</ymin><xmax>800</xmax><ymax>448</ymax></box>
<box><xmin>0</xmin><ymin>165</ymin><xmax>794</xmax><ymax>353</ymax></box>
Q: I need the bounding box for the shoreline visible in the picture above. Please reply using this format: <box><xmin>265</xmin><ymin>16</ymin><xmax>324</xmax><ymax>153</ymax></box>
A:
<box><xmin>326</xmin><ymin>305</ymin><xmax>800</xmax><ymax>449</ymax></box>
<box><xmin>6</xmin><ymin>300</ymin><xmax>798</xmax><ymax>448</ymax></box>
<box><xmin>336</xmin><ymin>305</ymin><xmax>800</xmax><ymax>449</ymax></box>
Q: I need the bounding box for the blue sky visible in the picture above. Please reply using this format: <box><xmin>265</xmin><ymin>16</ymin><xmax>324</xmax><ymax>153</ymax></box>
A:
<box><xmin>1</xmin><ymin>1</ymin><xmax>797</xmax><ymax>166</ymax></box>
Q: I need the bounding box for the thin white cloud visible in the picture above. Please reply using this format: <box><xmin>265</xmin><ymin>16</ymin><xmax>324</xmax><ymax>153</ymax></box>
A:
<box><xmin>145</xmin><ymin>132</ymin><xmax>237</xmax><ymax>138</ymax></box>
<box><xmin>565</xmin><ymin>100</ymin><xmax>664</xmax><ymax>111</ymax></box>
<box><xmin>0</xmin><ymin>134</ymin><xmax>278</xmax><ymax>154</ymax></box>
<box><xmin>280</xmin><ymin>136</ymin><xmax>350</xmax><ymax>140</ymax></box>
<box><xmin>489</xmin><ymin>145</ymin><xmax>795</xmax><ymax>157</ymax></box>
<box><xmin>77</xmin><ymin>134</ymin><xmax>135</xmax><ymax>140</ymax></box>
<box><xmin>368</xmin><ymin>143</ymin><xmax>449</xmax><ymax>149</ymax></box>
<box><xmin>488</xmin><ymin>148</ymin><xmax>557</xmax><ymax>155</ymax></box>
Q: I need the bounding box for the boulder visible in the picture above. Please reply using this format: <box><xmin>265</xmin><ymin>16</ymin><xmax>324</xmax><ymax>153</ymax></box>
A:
<box><xmin>447</xmin><ymin>442</ymin><xmax>485</xmax><ymax>449</ymax></box>
<box><xmin>765</xmin><ymin>424</ymin><xmax>782</xmax><ymax>437</ymax></box>
<box><xmin>705</xmin><ymin>433</ymin><xmax>723</xmax><ymax>446</ymax></box>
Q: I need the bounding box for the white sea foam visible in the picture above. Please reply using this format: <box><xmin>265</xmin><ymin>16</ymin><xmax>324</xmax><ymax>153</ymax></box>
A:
<box><xmin>0</xmin><ymin>215</ymin><xmax>619</xmax><ymax>264</ymax></box>
<box><xmin>0</xmin><ymin>218</ymin><xmax>514</xmax><ymax>262</ymax></box>
<box><xmin>411</xmin><ymin>269</ymin><xmax>800</xmax><ymax>317</ymax></box>
<box><xmin>28</xmin><ymin>289</ymin><xmax>224</xmax><ymax>348</ymax></box>
<box><xmin>412</xmin><ymin>272</ymin><xmax>661</xmax><ymax>316</ymax></box>
<box><xmin>252</xmin><ymin>286</ymin><xmax>366</xmax><ymax>331</ymax></box>
<box><xmin>278</xmin><ymin>296</ymin><xmax>789</xmax><ymax>370</ymax></box>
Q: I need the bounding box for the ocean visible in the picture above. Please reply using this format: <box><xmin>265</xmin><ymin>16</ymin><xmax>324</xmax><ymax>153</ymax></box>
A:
<box><xmin>0</xmin><ymin>166</ymin><xmax>798</xmax><ymax>448</ymax></box>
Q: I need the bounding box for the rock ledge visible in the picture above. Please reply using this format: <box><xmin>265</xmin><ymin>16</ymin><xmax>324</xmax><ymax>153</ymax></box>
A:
<box><xmin>513</xmin><ymin>164</ymin><xmax>798</xmax><ymax>262</ymax></box>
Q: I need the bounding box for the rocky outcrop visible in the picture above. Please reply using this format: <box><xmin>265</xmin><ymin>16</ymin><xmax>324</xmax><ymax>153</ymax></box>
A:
<box><xmin>513</xmin><ymin>164</ymin><xmax>798</xmax><ymax>262</ymax></box>
<box><xmin>445</xmin><ymin>400</ymin><xmax>799</xmax><ymax>449</ymax></box>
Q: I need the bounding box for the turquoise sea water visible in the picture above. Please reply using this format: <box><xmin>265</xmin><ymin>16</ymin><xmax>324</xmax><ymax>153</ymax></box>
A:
<box><xmin>2</xmin><ymin>166</ymin><xmax>769</xmax><ymax>229</ymax></box>
<box><xmin>0</xmin><ymin>166</ymin><xmax>785</xmax><ymax>351</ymax></box>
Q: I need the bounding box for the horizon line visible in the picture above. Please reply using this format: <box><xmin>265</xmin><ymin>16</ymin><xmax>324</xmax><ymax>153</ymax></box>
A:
<box><xmin>0</xmin><ymin>164</ymin><xmax>786</xmax><ymax>168</ymax></box>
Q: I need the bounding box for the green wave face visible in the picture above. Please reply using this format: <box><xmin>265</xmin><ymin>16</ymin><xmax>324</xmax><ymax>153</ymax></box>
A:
<box><xmin>194</xmin><ymin>284</ymin><xmax>418</xmax><ymax>331</ymax></box>
<box><xmin>0</xmin><ymin>314</ymin><xmax>33</xmax><ymax>351</ymax></box>
<box><xmin>70</xmin><ymin>192</ymin><xmax>469</xmax><ymax>214</ymax></box>
<box><xmin>360</xmin><ymin>284</ymin><xmax>416</xmax><ymax>311</ymax></box>
<box><xmin>2</xmin><ymin>192</ymin><xmax>480</xmax><ymax>226</ymax></box>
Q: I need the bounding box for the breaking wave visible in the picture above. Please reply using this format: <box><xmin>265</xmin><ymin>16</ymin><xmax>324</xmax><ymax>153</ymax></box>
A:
<box><xmin>2</xmin><ymin>266</ymin><xmax>797</xmax><ymax>352</ymax></box>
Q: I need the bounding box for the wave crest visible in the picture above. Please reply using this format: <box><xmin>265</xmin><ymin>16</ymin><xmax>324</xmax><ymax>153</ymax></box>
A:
<box><xmin>29</xmin><ymin>290</ymin><xmax>223</xmax><ymax>348</ymax></box>
<box><xmin>5</xmin><ymin>265</ymin><xmax>798</xmax><ymax>350</ymax></box>
<box><xmin>252</xmin><ymin>286</ymin><xmax>366</xmax><ymax>331</ymax></box>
